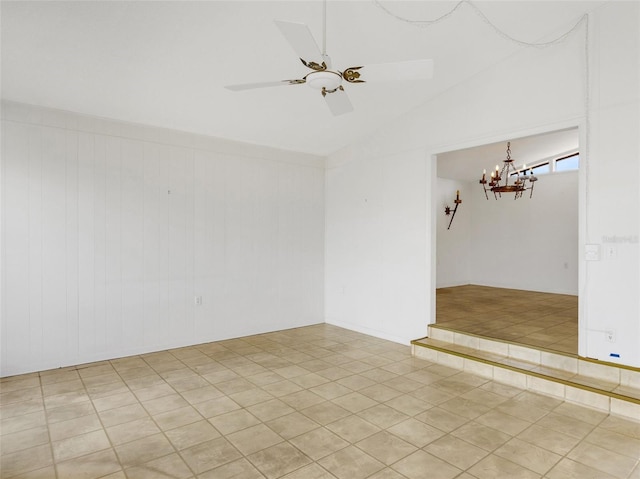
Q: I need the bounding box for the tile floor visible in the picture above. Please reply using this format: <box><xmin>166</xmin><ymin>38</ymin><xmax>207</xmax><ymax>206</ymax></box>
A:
<box><xmin>2</xmin><ymin>324</ymin><xmax>638</xmax><ymax>479</ymax></box>
<box><xmin>436</xmin><ymin>285</ymin><xmax>578</xmax><ymax>354</ymax></box>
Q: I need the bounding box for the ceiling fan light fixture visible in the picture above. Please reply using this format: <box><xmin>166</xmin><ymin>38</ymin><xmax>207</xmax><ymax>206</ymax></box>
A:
<box><xmin>306</xmin><ymin>70</ymin><xmax>342</xmax><ymax>91</ymax></box>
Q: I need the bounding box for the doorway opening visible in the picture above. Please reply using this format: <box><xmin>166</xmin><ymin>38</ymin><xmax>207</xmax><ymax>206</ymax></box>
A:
<box><xmin>434</xmin><ymin>127</ymin><xmax>579</xmax><ymax>355</ymax></box>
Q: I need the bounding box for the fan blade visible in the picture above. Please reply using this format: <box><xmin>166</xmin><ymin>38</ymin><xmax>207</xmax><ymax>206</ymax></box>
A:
<box><xmin>324</xmin><ymin>89</ymin><xmax>353</xmax><ymax>116</ymax></box>
<box><xmin>357</xmin><ymin>59</ymin><xmax>434</xmax><ymax>82</ymax></box>
<box><xmin>225</xmin><ymin>79</ymin><xmax>304</xmax><ymax>91</ymax></box>
<box><xmin>275</xmin><ymin>20</ymin><xmax>323</xmax><ymax>64</ymax></box>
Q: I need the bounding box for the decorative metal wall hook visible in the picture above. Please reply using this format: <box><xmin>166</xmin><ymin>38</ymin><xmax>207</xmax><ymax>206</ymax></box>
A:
<box><xmin>444</xmin><ymin>190</ymin><xmax>462</xmax><ymax>230</ymax></box>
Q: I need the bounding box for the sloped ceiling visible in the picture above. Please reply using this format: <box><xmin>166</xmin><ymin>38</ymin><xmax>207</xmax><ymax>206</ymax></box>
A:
<box><xmin>1</xmin><ymin>1</ymin><xmax>604</xmax><ymax>156</ymax></box>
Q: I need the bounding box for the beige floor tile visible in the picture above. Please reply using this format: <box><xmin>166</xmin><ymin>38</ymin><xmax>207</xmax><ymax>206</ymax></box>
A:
<box><xmin>179</xmin><ymin>385</ymin><xmax>224</xmax><ymax>405</ymax></box>
<box><xmin>2</xmin><ymin>324</ymin><xmax>638</xmax><ymax>479</ymax></box>
<box><xmin>8</xmin><ymin>465</ymin><xmax>58</xmax><ymax>478</ymax></box>
<box><xmin>246</xmin><ymin>398</ymin><xmax>295</xmax><ymax>422</ymax></box>
<box><xmin>515</xmin><ymin>424</ymin><xmax>581</xmax><ymax>455</ymax></box>
<box><xmin>535</xmin><ymin>411</ymin><xmax>596</xmax><ymax>439</ymax></box>
<box><xmin>55</xmin><ymin>449</ymin><xmax>122</xmax><ymax>479</ymax></box>
<box><xmin>336</xmin><ymin>374</ymin><xmax>377</xmax><ymax>391</ymax></box>
<box><xmin>1</xmin><ymin>386</ymin><xmax>42</xmax><ymax>406</ymax></box>
<box><xmin>52</xmin><ymin>429</ymin><xmax>111</xmax><ymax>462</ymax></box>
<box><xmin>114</xmin><ymin>433</ymin><xmax>175</xmax><ymax>467</ymax></box>
<box><xmin>281</xmin><ymin>462</ymin><xmax>337</xmax><ymax>478</ymax></box>
<box><xmin>384</xmin><ymin>394</ymin><xmax>432</xmax><ymax>416</ymax></box>
<box><xmin>280</xmin><ymin>390</ymin><xmax>325</xmax><ymax>410</ymax></box>
<box><xmin>0</xmin><ymin>443</ymin><xmax>53</xmax><ymax>477</ymax></box>
<box><xmin>450</xmin><ymin>421</ymin><xmax>512</xmax><ymax>452</ymax></box>
<box><xmin>325</xmin><ymin>414</ymin><xmax>380</xmax><ymax>443</ymax></box>
<box><xmin>1</xmin><ymin>424</ymin><xmax>50</xmax><ymax>456</ymax></box>
<box><xmin>567</xmin><ymin>441</ymin><xmax>638</xmax><ymax>478</ymax></box>
<box><xmin>599</xmin><ymin>415</ymin><xmax>640</xmax><ymax>439</ymax></box>
<box><xmin>164</xmin><ymin>419</ymin><xmax>221</xmax><ymax>450</ymax></box>
<box><xmin>261</xmin><ymin>379</ymin><xmax>304</xmax><ymax>397</ymax></box>
<box><xmin>92</xmin><ymin>391</ymin><xmax>138</xmax><ymax>412</ymax></box>
<box><xmin>216</xmin><ymin>378</ymin><xmax>255</xmax><ymax>395</ymax></box>
<box><xmin>438</xmin><ymin>396</ymin><xmax>492</xmax><ymax>420</ymax></box>
<box><xmin>300</xmin><ymin>401</ymin><xmax>350</xmax><ymax>425</ymax></box>
<box><xmin>309</xmin><ymin>381</ymin><xmax>352</xmax><ymax>400</ymax></box>
<box><xmin>586</xmin><ymin>426</ymin><xmax>640</xmax><ymax>459</ymax></box>
<box><xmin>98</xmin><ymin>403</ymin><xmax>149</xmax><ymax>428</ymax></box>
<box><xmin>247</xmin><ymin>442</ymin><xmax>312</xmax><ymax>479</ymax></box>
<box><xmin>495</xmin><ymin>398</ymin><xmax>550</xmax><ymax>423</ymax></box>
<box><xmin>192</xmin><ymin>395</ymin><xmax>240</xmax><ymax>418</ymax></box>
<box><xmin>1</xmin><ymin>410</ymin><xmax>47</xmax><ymax>436</ymax></box>
<box><xmin>475</xmin><ymin>409</ymin><xmax>531</xmax><ymax>436</ymax></box>
<box><xmin>106</xmin><ymin>416</ymin><xmax>161</xmax><ymax>445</ymax></box>
<box><xmin>357</xmin><ymin>404</ymin><xmax>409</xmax><ymax>429</ymax></box>
<box><xmin>132</xmin><ymin>383</ymin><xmax>176</xmax><ymax>402</ymax></box>
<box><xmin>85</xmin><ymin>381</ymin><xmax>129</xmax><ymax>400</ymax></box>
<box><xmin>153</xmin><ymin>405</ymin><xmax>202</xmax><ymax>431</ymax></box>
<box><xmin>317</xmin><ymin>445</ymin><xmax>385</xmax><ymax>479</ymax></box>
<box><xmin>1</xmin><ymin>398</ymin><xmax>45</xmax><ymax>419</ymax></box>
<box><xmin>409</xmin><ymin>384</ymin><xmax>456</xmax><ymax>405</ymax></box>
<box><xmin>289</xmin><ymin>427</ymin><xmax>349</xmax><ymax>460</ymax></box>
<box><xmin>266</xmin><ymin>411</ymin><xmax>321</xmax><ymax>439</ymax></box>
<box><xmin>41</xmin><ymin>379</ymin><xmax>84</xmax><ymax>397</ymax></box>
<box><xmin>424</xmin><ymin>434</ymin><xmax>489</xmax><ymax>470</ymax></box>
<box><xmin>331</xmin><ymin>392</ymin><xmax>378</xmax><ymax>413</ymax></box>
<box><xmin>545</xmin><ymin>457</ymin><xmax>617</xmax><ymax>479</ymax></box>
<box><xmin>366</xmin><ymin>468</ymin><xmax>406</xmax><ymax>479</ymax></box>
<box><xmin>386</xmin><ymin>418</ymin><xmax>445</xmax><ymax>447</ymax></box>
<box><xmin>48</xmin><ymin>413</ymin><xmax>103</xmax><ymax>441</ymax></box>
<box><xmin>494</xmin><ymin>437</ymin><xmax>562</xmax><ymax>475</ymax></box>
<box><xmin>355</xmin><ymin>430</ymin><xmax>417</xmax><ymax>465</ymax></box>
<box><xmin>198</xmin><ymin>457</ymin><xmax>264</xmax><ymax>479</ymax></box>
<box><xmin>208</xmin><ymin>408</ymin><xmax>261</xmax><ymax>435</ymax></box>
<box><xmin>142</xmin><ymin>393</ymin><xmax>189</xmax><ymax>416</ymax></box>
<box><xmin>124</xmin><ymin>452</ymin><xmax>192</xmax><ymax>479</ymax></box>
<box><xmin>226</xmin><ymin>423</ymin><xmax>283</xmax><ymax>455</ymax></box>
<box><xmin>228</xmin><ymin>387</ymin><xmax>274</xmax><ymax>408</ymax></box>
<box><xmin>467</xmin><ymin>454</ymin><xmax>540</xmax><ymax>479</ymax></box>
<box><xmin>391</xmin><ymin>450</ymin><xmax>461</xmax><ymax>479</ymax></box>
<box><xmin>413</xmin><ymin>406</ymin><xmax>468</xmax><ymax>432</ymax></box>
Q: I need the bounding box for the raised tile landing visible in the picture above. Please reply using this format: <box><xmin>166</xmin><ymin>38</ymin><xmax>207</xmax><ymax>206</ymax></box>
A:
<box><xmin>436</xmin><ymin>285</ymin><xmax>578</xmax><ymax>354</ymax></box>
<box><xmin>412</xmin><ymin>326</ymin><xmax>640</xmax><ymax>421</ymax></box>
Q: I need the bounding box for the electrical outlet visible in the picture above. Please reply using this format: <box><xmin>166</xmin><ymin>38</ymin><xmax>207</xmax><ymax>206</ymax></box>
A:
<box><xmin>195</xmin><ymin>296</ymin><xmax>202</xmax><ymax>306</ymax></box>
<box><xmin>605</xmin><ymin>329</ymin><xmax>615</xmax><ymax>343</ymax></box>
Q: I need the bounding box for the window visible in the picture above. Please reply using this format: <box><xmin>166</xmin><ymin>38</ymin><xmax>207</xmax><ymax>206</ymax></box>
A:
<box><xmin>531</xmin><ymin>162</ymin><xmax>550</xmax><ymax>175</ymax></box>
<box><xmin>555</xmin><ymin>153</ymin><xmax>580</xmax><ymax>172</ymax></box>
<box><xmin>510</xmin><ymin>151</ymin><xmax>579</xmax><ymax>177</ymax></box>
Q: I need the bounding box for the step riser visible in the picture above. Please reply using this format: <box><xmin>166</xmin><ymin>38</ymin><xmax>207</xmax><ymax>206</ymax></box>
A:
<box><xmin>428</xmin><ymin>325</ymin><xmax>640</xmax><ymax>387</ymax></box>
<box><xmin>412</xmin><ymin>343</ymin><xmax>640</xmax><ymax>421</ymax></box>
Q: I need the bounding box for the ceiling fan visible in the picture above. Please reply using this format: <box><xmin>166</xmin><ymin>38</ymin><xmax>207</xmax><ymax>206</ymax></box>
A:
<box><xmin>224</xmin><ymin>1</ymin><xmax>434</xmax><ymax>116</ymax></box>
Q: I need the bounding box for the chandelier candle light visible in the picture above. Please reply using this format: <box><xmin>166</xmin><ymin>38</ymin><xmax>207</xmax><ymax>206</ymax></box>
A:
<box><xmin>479</xmin><ymin>142</ymin><xmax>538</xmax><ymax>200</ymax></box>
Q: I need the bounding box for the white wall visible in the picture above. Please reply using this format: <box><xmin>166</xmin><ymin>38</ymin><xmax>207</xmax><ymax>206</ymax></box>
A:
<box><xmin>437</xmin><ymin>172</ymin><xmax>579</xmax><ymax>295</ymax></box>
<box><xmin>1</xmin><ymin>102</ymin><xmax>325</xmax><ymax>377</ymax></box>
<box><xmin>325</xmin><ymin>2</ymin><xmax>640</xmax><ymax>366</ymax></box>
<box><xmin>436</xmin><ymin>179</ymin><xmax>471</xmax><ymax>288</ymax></box>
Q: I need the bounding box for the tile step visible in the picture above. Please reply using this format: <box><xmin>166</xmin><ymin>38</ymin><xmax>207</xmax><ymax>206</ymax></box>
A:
<box><xmin>411</xmin><ymin>327</ymin><xmax>640</xmax><ymax>422</ymax></box>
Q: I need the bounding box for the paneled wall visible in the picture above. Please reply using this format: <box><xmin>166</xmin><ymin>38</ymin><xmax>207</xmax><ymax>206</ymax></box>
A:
<box><xmin>1</xmin><ymin>102</ymin><xmax>325</xmax><ymax>377</ymax></box>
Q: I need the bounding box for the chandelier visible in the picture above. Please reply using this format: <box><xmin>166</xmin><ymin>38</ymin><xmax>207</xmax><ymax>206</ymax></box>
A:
<box><xmin>479</xmin><ymin>142</ymin><xmax>538</xmax><ymax>200</ymax></box>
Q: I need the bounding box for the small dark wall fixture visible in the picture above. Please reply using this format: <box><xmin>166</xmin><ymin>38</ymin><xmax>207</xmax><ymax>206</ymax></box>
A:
<box><xmin>444</xmin><ymin>190</ymin><xmax>462</xmax><ymax>230</ymax></box>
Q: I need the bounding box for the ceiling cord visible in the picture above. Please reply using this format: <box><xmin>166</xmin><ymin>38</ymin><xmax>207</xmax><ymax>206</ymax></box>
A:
<box><xmin>372</xmin><ymin>0</ymin><xmax>586</xmax><ymax>48</ymax></box>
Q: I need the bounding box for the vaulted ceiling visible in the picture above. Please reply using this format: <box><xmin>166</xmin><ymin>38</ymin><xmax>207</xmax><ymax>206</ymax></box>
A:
<box><xmin>1</xmin><ymin>1</ymin><xmax>605</xmax><ymax>156</ymax></box>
